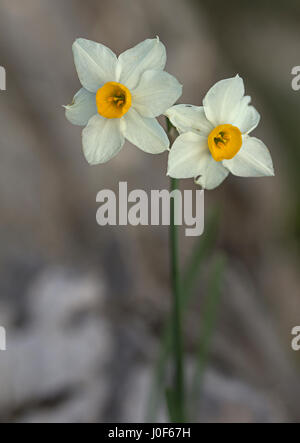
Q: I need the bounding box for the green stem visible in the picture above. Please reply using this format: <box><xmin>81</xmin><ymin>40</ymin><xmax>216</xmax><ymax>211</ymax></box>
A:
<box><xmin>191</xmin><ymin>253</ymin><xmax>226</xmax><ymax>417</ymax></box>
<box><xmin>146</xmin><ymin>209</ymin><xmax>219</xmax><ymax>421</ymax></box>
<box><xmin>169</xmin><ymin>177</ymin><xmax>185</xmax><ymax>422</ymax></box>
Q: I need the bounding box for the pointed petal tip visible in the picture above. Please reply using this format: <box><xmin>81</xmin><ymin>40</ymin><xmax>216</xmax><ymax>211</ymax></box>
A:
<box><xmin>265</xmin><ymin>161</ymin><xmax>275</xmax><ymax>177</ymax></box>
<box><xmin>72</xmin><ymin>39</ymin><xmax>84</xmax><ymax>55</ymax></box>
<box><xmin>73</xmin><ymin>37</ymin><xmax>84</xmax><ymax>44</ymax></box>
<box><xmin>72</xmin><ymin>38</ymin><xmax>80</xmax><ymax>49</ymax></box>
<box><xmin>72</xmin><ymin>38</ymin><xmax>90</xmax><ymax>52</ymax></box>
<box><xmin>84</xmin><ymin>156</ymin><xmax>101</xmax><ymax>166</ymax></box>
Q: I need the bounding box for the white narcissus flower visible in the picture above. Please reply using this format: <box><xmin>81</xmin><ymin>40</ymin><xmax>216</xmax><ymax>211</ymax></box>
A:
<box><xmin>65</xmin><ymin>37</ymin><xmax>182</xmax><ymax>165</ymax></box>
<box><xmin>166</xmin><ymin>75</ymin><xmax>274</xmax><ymax>190</ymax></box>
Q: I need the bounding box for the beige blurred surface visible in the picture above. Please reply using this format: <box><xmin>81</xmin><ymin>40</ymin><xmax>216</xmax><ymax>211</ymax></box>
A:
<box><xmin>0</xmin><ymin>0</ymin><xmax>299</xmax><ymax>423</ymax></box>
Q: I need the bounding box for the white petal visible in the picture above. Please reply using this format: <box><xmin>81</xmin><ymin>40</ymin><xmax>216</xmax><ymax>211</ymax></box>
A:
<box><xmin>132</xmin><ymin>70</ymin><xmax>182</xmax><ymax>118</ymax></box>
<box><xmin>203</xmin><ymin>75</ymin><xmax>245</xmax><ymax>126</ymax></box>
<box><xmin>121</xmin><ymin>108</ymin><xmax>169</xmax><ymax>154</ymax></box>
<box><xmin>195</xmin><ymin>157</ymin><xmax>229</xmax><ymax>190</ymax></box>
<box><xmin>165</xmin><ymin>104</ymin><xmax>213</xmax><ymax>136</ymax></box>
<box><xmin>167</xmin><ymin>132</ymin><xmax>210</xmax><ymax>179</ymax></box>
<box><xmin>233</xmin><ymin>96</ymin><xmax>260</xmax><ymax>134</ymax></box>
<box><xmin>223</xmin><ymin>136</ymin><xmax>274</xmax><ymax>177</ymax></box>
<box><xmin>72</xmin><ymin>38</ymin><xmax>117</xmax><ymax>93</ymax></box>
<box><xmin>82</xmin><ymin>114</ymin><xmax>124</xmax><ymax>165</ymax></box>
<box><xmin>117</xmin><ymin>38</ymin><xmax>167</xmax><ymax>90</ymax></box>
<box><xmin>167</xmin><ymin>132</ymin><xmax>229</xmax><ymax>189</ymax></box>
<box><xmin>64</xmin><ymin>88</ymin><xmax>97</xmax><ymax>126</ymax></box>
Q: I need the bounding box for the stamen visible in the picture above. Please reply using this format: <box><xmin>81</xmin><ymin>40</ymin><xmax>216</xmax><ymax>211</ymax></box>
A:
<box><xmin>208</xmin><ymin>124</ymin><xmax>242</xmax><ymax>161</ymax></box>
<box><xmin>96</xmin><ymin>82</ymin><xmax>132</xmax><ymax>119</ymax></box>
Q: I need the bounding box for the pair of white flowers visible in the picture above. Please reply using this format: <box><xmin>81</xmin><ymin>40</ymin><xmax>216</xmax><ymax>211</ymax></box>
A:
<box><xmin>65</xmin><ymin>37</ymin><xmax>274</xmax><ymax>190</ymax></box>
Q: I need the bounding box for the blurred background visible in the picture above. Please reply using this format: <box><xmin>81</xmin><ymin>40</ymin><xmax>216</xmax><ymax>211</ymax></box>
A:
<box><xmin>0</xmin><ymin>0</ymin><xmax>299</xmax><ymax>423</ymax></box>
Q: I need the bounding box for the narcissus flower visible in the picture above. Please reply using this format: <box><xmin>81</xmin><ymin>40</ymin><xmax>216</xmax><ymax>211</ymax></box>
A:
<box><xmin>166</xmin><ymin>75</ymin><xmax>274</xmax><ymax>190</ymax></box>
<box><xmin>65</xmin><ymin>38</ymin><xmax>182</xmax><ymax>164</ymax></box>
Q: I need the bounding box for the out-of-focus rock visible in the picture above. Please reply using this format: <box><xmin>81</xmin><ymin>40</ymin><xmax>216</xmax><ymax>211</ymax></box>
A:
<box><xmin>0</xmin><ymin>267</ymin><xmax>111</xmax><ymax>421</ymax></box>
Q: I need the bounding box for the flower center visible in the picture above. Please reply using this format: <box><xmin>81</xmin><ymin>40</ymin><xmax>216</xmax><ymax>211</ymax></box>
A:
<box><xmin>208</xmin><ymin>124</ymin><xmax>242</xmax><ymax>161</ymax></box>
<box><xmin>96</xmin><ymin>82</ymin><xmax>132</xmax><ymax>119</ymax></box>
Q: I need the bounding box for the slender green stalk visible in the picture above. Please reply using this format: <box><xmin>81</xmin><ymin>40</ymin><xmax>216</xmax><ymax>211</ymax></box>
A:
<box><xmin>182</xmin><ymin>208</ymin><xmax>220</xmax><ymax>296</ymax></box>
<box><xmin>146</xmin><ymin>209</ymin><xmax>219</xmax><ymax>421</ymax></box>
<box><xmin>191</xmin><ymin>253</ymin><xmax>226</xmax><ymax>417</ymax></box>
<box><xmin>147</xmin><ymin>119</ymin><xmax>223</xmax><ymax>421</ymax></box>
<box><xmin>170</xmin><ymin>178</ymin><xmax>184</xmax><ymax>422</ymax></box>
<box><xmin>169</xmin><ymin>177</ymin><xmax>185</xmax><ymax>422</ymax></box>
